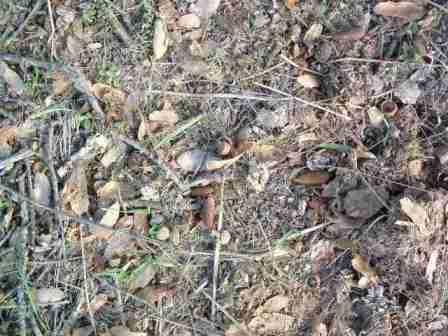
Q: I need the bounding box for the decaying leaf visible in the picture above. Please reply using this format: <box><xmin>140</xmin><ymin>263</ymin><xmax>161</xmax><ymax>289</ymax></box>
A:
<box><xmin>202</xmin><ymin>195</ymin><xmax>216</xmax><ymax>231</ymax></box>
<box><xmin>133</xmin><ymin>211</ymin><xmax>149</xmax><ymax>238</ymax></box>
<box><xmin>290</xmin><ymin>170</ymin><xmax>332</xmax><ymax>186</ymax></box>
<box><xmin>255</xmin><ymin>295</ymin><xmax>289</xmax><ymax>314</ymax></box>
<box><xmin>303</xmin><ymin>23</ymin><xmax>323</xmax><ymax>44</ymax></box>
<box><xmin>297</xmin><ymin>73</ymin><xmax>320</xmax><ymax>88</ymax></box>
<box><xmin>92</xmin><ymin>202</ymin><xmax>121</xmax><ymax>239</ymax></box>
<box><xmin>351</xmin><ymin>254</ymin><xmax>378</xmax><ymax>285</ymax></box>
<box><xmin>285</xmin><ymin>0</ymin><xmax>297</xmax><ymax>10</ymax></box>
<box><xmin>35</xmin><ymin>288</ymin><xmax>65</xmax><ymax>304</ymax></box>
<box><xmin>149</xmin><ymin>100</ymin><xmax>179</xmax><ymax>125</ymax></box>
<box><xmin>153</xmin><ymin>18</ymin><xmax>169</xmax><ymax>60</ymax></box>
<box><xmin>197</xmin><ymin>0</ymin><xmax>221</xmax><ymax>18</ymax></box>
<box><xmin>91</xmin><ymin>83</ymin><xmax>127</xmax><ymax>120</ymax></box>
<box><xmin>32</xmin><ymin>171</ymin><xmax>51</xmax><ymax>207</ymax></box>
<box><xmin>400</xmin><ymin>197</ymin><xmax>431</xmax><ymax>236</ymax></box>
<box><xmin>109</xmin><ymin>326</ymin><xmax>146</xmax><ymax>336</ymax></box>
<box><xmin>62</xmin><ymin>162</ymin><xmax>89</xmax><ymax>216</ymax></box>
<box><xmin>0</xmin><ymin>127</ymin><xmax>17</xmax><ymax>146</ymax></box>
<box><xmin>248</xmin><ymin>312</ymin><xmax>295</xmax><ymax>334</ymax></box>
<box><xmin>178</xmin><ymin>14</ymin><xmax>201</xmax><ymax>28</ymax></box>
<box><xmin>129</xmin><ymin>262</ymin><xmax>156</xmax><ymax>292</ymax></box>
<box><xmin>177</xmin><ymin>149</ymin><xmax>243</xmax><ymax>173</ymax></box>
<box><xmin>52</xmin><ymin>71</ymin><xmax>72</xmax><ymax>96</ymax></box>
<box><xmin>0</xmin><ymin>61</ymin><xmax>25</xmax><ymax>95</ymax></box>
<box><xmin>374</xmin><ymin>1</ymin><xmax>425</xmax><ymax>21</ymax></box>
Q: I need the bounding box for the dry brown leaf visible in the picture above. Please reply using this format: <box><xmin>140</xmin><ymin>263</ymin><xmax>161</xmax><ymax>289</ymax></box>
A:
<box><xmin>304</xmin><ymin>23</ymin><xmax>323</xmax><ymax>44</ymax></box>
<box><xmin>248</xmin><ymin>312</ymin><xmax>295</xmax><ymax>334</ymax></box>
<box><xmin>400</xmin><ymin>197</ymin><xmax>431</xmax><ymax>236</ymax></box>
<box><xmin>149</xmin><ymin>100</ymin><xmax>179</xmax><ymax>125</ymax></box>
<box><xmin>35</xmin><ymin>288</ymin><xmax>65</xmax><ymax>304</ymax></box>
<box><xmin>332</xmin><ymin>28</ymin><xmax>366</xmax><ymax>41</ymax></box>
<box><xmin>352</xmin><ymin>254</ymin><xmax>378</xmax><ymax>285</ymax></box>
<box><xmin>52</xmin><ymin>71</ymin><xmax>72</xmax><ymax>96</ymax></box>
<box><xmin>202</xmin><ymin>195</ymin><xmax>216</xmax><ymax>231</ymax></box>
<box><xmin>92</xmin><ymin>202</ymin><xmax>120</xmax><ymax>239</ymax></box>
<box><xmin>0</xmin><ymin>61</ymin><xmax>25</xmax><ymax>95</ymax></box>
<box><xmin>91</xmin><ymin>83</ymin><xmax>127</xmax><ymax>120</ymax></box>
<box><xmin>374</xmin><ymin>1</ymin><xmax>425</xmax><ymax>21</ymax></box>
<box><xmin>153</xmin><ymin>18</ymin><xmax>169</xmax><ymax>60</ymax></box>
<box><xmin>128</xmin><ymin>262</ymin><xmax>156</xmax><ymax>292</ymax></box>
<box><xmin>290</xmin><ymin>170</ymin><xmax>332</xmax><ymax>186</ymax></box>
<box><xmin>256</xmin><ymin>295</ymin><xmax>289</xmax><ymax>314</ymax></box>
<box><xmin>62</xmin><ymin>162</ymin><xmax>89</xmax><ymax>216</ymax></box>
<box><xmin>178</xmin><ymin>14</ymin><xmax>201</xmax><ymax>28</ymax></box>
<box><xmin>297</xmin><ymin>74</ymin><xmax>320</xmax><ymax>88</ymax></box>
<box><xmin>109</xmin><ymin>326</ymin><xmax>146</xmax><ymax>336</ymax></box>
<box><xmin>0</xmin><ymin>127</ymin><xmax>17</xmax><ymax>145</ymax></box>
<box><xmin>32</xmin><ymin>172</ymin><xmax>51</xmax><ymax>207</ymax></box>
<box><xmin>137</xmin><ymin>286</ymin><xmax>176</xmax><ymax>304</ymax></box>
<box><xmin>197</xmin><ymin>0</ymin><xmax>221</xmax><ymax>18</ymax></box>
<box><xmin>79</xmin><ymin>293</ymin><xmax>108</xmax><ymax>314</ymax></box>
<box><xmin>97</xmin><ymin>181</ymin><xmax>120</xmax><ymax>199</ymax></box>
<box><xmin>285</xmin><ymin>0</ymin><xmax>297</xmax><ymax>10</ymax></box>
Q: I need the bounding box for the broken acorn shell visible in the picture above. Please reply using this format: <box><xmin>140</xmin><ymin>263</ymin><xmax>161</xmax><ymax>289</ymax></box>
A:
<box><xmin>381</xmin><ymin>100</ymin><xmax>398</xmax><ymax>117</ymax></box>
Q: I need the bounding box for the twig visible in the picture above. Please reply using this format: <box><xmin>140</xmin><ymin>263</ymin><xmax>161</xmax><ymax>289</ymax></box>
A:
<box><xmin>16</xmin><ymin>175</ymin><xmax>29</xmax><ymax>336</ymax></box>
<box><xmin>46</xmin><ymin>0</ymin><xmax>57</xmax><ymax>58</ymax></box>
<box><xmin>2</xmin><ymin>0</ymin><xmax>44</xmax><ymax>46</ymax></box>
<box><xmin>422</xmin><ymin>0</ymin><xmax>448</xmax><ymax>15</ymax></box>
<box><xmin>329</xmin><ymin>57</ymin><xmax>442</xmax><ymax>67</ymax></box>
<box><xmin>147</xmin><ymin>89</ymin><xmax>292</xmax><ymax>102</ymax></box>
<box><xmin>254</xmin><ymin>82</ymin><xmax>352</xmax><ymax>121</ymax></box>
<box><xmin>238</xmin><ymin>62</ymin><xmax>286</xmax><ymax>81</ymax></box>
<box><xmin>211</xmin><ymin>177</ymin><xmax>225</xmax><ymax>320</ymax></box>
<box><xmin>279</xmin><ymin>54</ymin><xmax>323</xmax><ymax>76</ymax></box>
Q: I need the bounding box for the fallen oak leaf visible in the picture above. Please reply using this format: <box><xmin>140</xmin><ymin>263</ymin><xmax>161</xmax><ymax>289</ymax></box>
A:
<box><xmin>374</xmin><ymin>1</ymin><xmax>425</xmax><ymax>21</ymax></box>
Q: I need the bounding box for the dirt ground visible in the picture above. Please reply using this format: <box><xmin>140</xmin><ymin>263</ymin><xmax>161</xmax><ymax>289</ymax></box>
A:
<box><xmin>1</xmin><ymin>0</ymin><xmax>448</xmax><ymax>335</ymax></box>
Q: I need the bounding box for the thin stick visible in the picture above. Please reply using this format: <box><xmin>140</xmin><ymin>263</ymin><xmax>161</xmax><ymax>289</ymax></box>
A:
<box><xmin>211</xmin><ymin>177</ymin><xmax>225</xmax><ymax>320</ymax></box>
<box><xmin>255</xmin><ymin>82</ymin><xmax>352</xmax><ymax>121</ymax></box>
<box><xmin>422</xmin><ymin>0</ymin><xmax>448</xmax><ymax>15</ymax></box>
<box><xmin>279</xmin><ymin>54</ymin><xmax>323</xmax><ymax>76</ymax></box>
<box><xmin>47</xmin><ymin>0</ymin><xmax>57</xmax><ymax>58</ymax></box>
<box><xmin>147</xmin><ymin>89</ymin><xmax>292</xmax><ymax>102</ymax></box>
<box><xmin>3</xmin><ymin>0</ymin><xmax>44</xmax><ymax>46</ymax></box>
<box><xmin>238</xmin><ymin>62</ymin><xmax>286</xmax><ymax>81</ymax></box>
<box><xmin>329</xmin><ymin>56</ymin><xmax>442</xmax><ymax>67</ymax></box>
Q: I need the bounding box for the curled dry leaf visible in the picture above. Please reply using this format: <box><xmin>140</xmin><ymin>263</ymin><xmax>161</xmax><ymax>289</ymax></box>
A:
<box><xmin>297</xmin><ymin>74</ymin><xmax>320</xmax><ymax>88</ymax></box>
<box><xmin>202</xmin><ymin>195</ymin><xmax>216</xmax><ymax>231</ymax></box>
<box><xmin>62</xmin><ymin>162</ymin><xmax>89</xmax><ymax>216</ymax></box>
<box><xmin>290</xmin><ymin>170</ymin><xmax>332</xmax><ymax>186</ymax></box>
<box><xmin>197</xmin><ymin>0</ymin><xmax>221</xmax><ymax>18</ymax></box>
<box><xmin>178</xmin><ymin>14</ymin><xmax>201</xmax><ymax>28</ymax></box>
<box><xmin>129</xmin><ymin>262</ymin><xmax>156</xmax><ymax>292</ymax></box>
<box><xmin>91</xmin><ymin>83</ymin><xmax>127</xmax><ymax>120</ymax></box>
<box><xmin>0</xmin><ymin>61</ymin><xmax>25</xmax><ymax>95</ymax></box>
<box><xmin>35</xmin><ymin>288</ymin><xmax>65</xmax><ymax>304</ymax></box>
<box><xmin>374</xmin><ymin>1</ymin><xmax>425</xmax><ymax>21</ymax></box>
<box><xmin>153</xmin><ymin>18</ymin><xmax>169</xmax><ymax>60</ymax></box>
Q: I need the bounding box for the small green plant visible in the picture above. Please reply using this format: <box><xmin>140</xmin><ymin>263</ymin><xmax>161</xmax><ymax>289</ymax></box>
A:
<box><xmin>96</xmin><ymin>63</ymin><xmax>121</xmax><ymax>88</ymax></box>
<box><xmin>148</xmin><ymin>223</ymin><xmax>160</xmax><ymax>239</ymax></box>
<box><xmin>81</xmin><ymin>2</ymin><xmax>98</xmax><ymax>25</ymax></box>
<box><xmin>25</xmin><ymin>67</ymin><xmax>42</xmax><ymax>97</ymax></box>
<box><xmin>72</xmin><ymin>111</ymin><xmax>93</xmax><ymax>131</ymax></box>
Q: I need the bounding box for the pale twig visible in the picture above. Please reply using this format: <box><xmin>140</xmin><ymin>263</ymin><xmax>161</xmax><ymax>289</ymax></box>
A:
<box><xmin>279</xmin><ymin>54</ymin><xmax>323</xmax><ymax>75</ymax></box>
<box><xmin>47</xmin><ymin>0</ymin><xmax>57</xmax><ymax>58</ymax></box>
<box><xmin>255</xmin><ymin>82</ymin><xmax>352</xmax><ymax>121</ymax></box>
<box><xmin>211</xmin><ymin>177</ymin><xmax>225</xmax><ymax>320</ymax></box>
<box><xmin>147</xmin><ymin>89</ymin><xmax>292</xmax><ymax>102</ymax></box>
<box><xmin>79</xmin><ymin>221</ymin><xmax>96</xmax><ymax>332</ymax></box>
<box><xmin>329</xmin><ymin>57</ymin><xmax>442</xmax><ymax>67</ymax></box>
<box><xmin>238</xmin><ymin>62</ymin><xmax>286</xmax><ymax>81</ymax></box>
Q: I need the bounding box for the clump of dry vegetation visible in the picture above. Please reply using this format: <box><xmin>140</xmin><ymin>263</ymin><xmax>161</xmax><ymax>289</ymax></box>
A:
<box><xmin>1</xmin><ymin>0</ymin><xmax>448</xmax><ymax>335</ymax></box>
